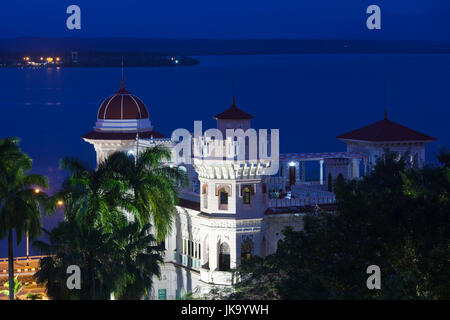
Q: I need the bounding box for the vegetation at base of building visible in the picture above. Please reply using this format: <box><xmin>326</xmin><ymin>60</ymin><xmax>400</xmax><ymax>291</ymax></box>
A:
<box><xmin>0</xmin><ymin>137</ymin><xmax>53</xmax><ymax>300</ymax></box>
<box><xmin>0</xmin><ymin>137</ymin><xmax>187</xmax><ymax>300</ymax></box>
<box><xmin>26</xmin><ymin>293</ymin><xmax>43</xmax><ymax>300</ymax></box>
<box><xmin>0</xmin><ymin>276</ymin><xmax>26</xmax><ymax>299</ymax></box>
<box><xmin>226</xmin><ymin>150</ymin><xmax>450</xmax><ymax>300</ymax></box>
<box><xmin>34</xmin><ymin>145</ymin><xmax>187</xmax><ymax>300</ymax></box>
<box><xmin>34</xmin><ymin>221</ymin><xmax>163</xmax><ymax>300</ymax></box>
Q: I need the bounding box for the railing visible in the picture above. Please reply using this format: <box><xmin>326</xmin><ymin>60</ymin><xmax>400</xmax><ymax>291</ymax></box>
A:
<box><xmin>269</xmin><ymin>195</ymin><xmax>335</xmax><ymax>208</ymax></box>
<box><xmin>291</xmin><ymin>183</ymin><xmax>334</xmax><ymax>197</ymax></box>
<box><xmin>0</xmin><ymin>255</ymin><xmax>50</xmax><ymax>263</ymax></box>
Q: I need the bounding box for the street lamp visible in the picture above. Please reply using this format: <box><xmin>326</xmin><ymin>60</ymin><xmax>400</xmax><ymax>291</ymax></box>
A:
<box><xmin>28</xmin><ymin>188</ymin><xmax>41</xmax><ymax>265</ymax></box>
<box><xmin>26</xmin><ymin>232</ymin><xmax>29</xmax><ymax>266</ymax></box>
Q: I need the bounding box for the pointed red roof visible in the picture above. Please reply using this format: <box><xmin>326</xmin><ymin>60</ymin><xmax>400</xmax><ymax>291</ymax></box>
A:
<box><xmin>337</xmin><ymin>118</ymin><xmax>435</xmax><ymax>142</ymax></box>
<box><xmin>214</xmin><ymin>97</ymin><xmax>253</xmax><ymax>120</ymax></box>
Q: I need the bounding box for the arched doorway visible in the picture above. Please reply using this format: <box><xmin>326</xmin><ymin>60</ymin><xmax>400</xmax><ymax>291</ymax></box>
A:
<box><xmin>289</xmin><ymin>164</ymin><xmax>296</xmax><ymax>186</ymax></box>
<box><xmin>218</xmin><ymin>242</ymin><xmax>230</xmax><ymax>271</ymax></box>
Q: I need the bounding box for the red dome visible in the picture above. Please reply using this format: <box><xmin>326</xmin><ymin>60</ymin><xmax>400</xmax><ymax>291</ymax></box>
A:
<box><xmin>97</xmin><ymin>81</ymin><xmax>149</xmax><ymax>120</ymax></box>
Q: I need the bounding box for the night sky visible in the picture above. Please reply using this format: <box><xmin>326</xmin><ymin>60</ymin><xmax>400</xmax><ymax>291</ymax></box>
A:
<box><xmin>0</xmin><ymin>0</ymin><xmax>449</xmax><ymax>40</ymax></box>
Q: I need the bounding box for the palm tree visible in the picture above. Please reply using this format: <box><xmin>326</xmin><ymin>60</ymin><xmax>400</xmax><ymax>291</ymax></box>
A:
<box><xmin>0</xmin><ymin>276</ymin><xmax>26</xmax><ymax>299</ymax></box>
<box><xmin>0</xmin><ymin>137</ymin><xmax>51</xmax><ymax>300</ymax></box>
<box><xmin>102</xmin><ymin>145</ymin><xmax>188</xmax><ymax>241</ymax></box>
<box><xmin>34</xmin><ymin>220</ymin><xmax>117</xmax><ymax>300</ymax></box>
<box><xmin>34</xmin><ymin>220</ymin><xmax>163</xmax><ymax>300</ymax></box>
<box><xmin>111</xmin><ymin>223</ymin><xmax>163</xmax><ymax>299</ymax></box>
<box><xmin>56</xmin><ymin>157</ymin><xmax>138</xmax><ymax>232</ymax></box>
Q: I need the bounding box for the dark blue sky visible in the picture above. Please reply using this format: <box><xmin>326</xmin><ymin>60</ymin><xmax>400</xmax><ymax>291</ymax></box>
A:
<box><xmin>1</xmin><ymin>0</ymin><xmax>449</xmax><ymax>40</ymax></box>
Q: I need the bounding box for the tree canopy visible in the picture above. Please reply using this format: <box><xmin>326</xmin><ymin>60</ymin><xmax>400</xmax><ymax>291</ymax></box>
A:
<box><xmin>230</xmin><ymin>150</ymin><xmax>450</xmax><ymax>299</ymax></box>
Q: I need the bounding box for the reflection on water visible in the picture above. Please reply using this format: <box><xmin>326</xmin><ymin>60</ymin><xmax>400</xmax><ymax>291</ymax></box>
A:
<box><xmin>1</xmin><ymin>54</ymin><xmax>449</xmax><ymax>257</ymax></box>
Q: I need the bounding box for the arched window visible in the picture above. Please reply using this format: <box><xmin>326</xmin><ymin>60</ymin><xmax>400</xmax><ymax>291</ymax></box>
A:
<box><xmin>219</xmin><ymin>188</ymin><xmax>228</xmax><ymax>210</ymax></box>
<box><xmin>241</xmin><ymin>238</ymin><xmax>253</xmax><ymax>261</ymax></box>
<box><xmin>242</xmin><ymin>187</ymin><xmax>251</xmax><ymax>205</ymax></box>
<box><xmin>219</xmin><ymin>243</ymin><xmax>230</xmax><ymax>271</ymax></box>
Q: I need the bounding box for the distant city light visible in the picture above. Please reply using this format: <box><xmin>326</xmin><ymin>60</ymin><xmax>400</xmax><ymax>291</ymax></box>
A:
<box><xmin>24</xmin><ymin>57</ymin><xmax>30</xmax><ymax>61</ymax></box>
<box><xmin>46</xmin><ymin>57</ymin><xmax>54</xmax><ymax>62</ymax></box>
<box><xmin>56</xmin><ymin>57</ymin><xmax>60</xmax><ymax>61</ymax></box>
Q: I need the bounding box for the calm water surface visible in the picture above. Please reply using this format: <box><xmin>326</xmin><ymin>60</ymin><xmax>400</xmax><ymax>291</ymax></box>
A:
<box><xmin>1</xmin><ymin>54</ymin><xmax>449</xmax><ymax>256</ymax></box>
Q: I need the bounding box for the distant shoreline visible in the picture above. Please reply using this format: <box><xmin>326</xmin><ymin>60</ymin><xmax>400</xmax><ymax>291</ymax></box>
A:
<box><xmin>1</xmin><ymin>38</ymin><xmax>450</xmax><ymax>56</ymax></box>
<box><xmin>0</xmin><ymin>51</ymin><xmax>200</xmax><ymax>68</ymax></box>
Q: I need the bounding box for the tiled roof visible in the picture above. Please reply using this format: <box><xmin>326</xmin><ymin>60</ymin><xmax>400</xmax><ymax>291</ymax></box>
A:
<box><xmin>214</xmin><ymin>97</ymin><xmax>253</xmax><ymax>120</ymax></box>
<box><xmin>337</xmin><ymin>118</ymin><xmax>435</xmax><ymax>142</ymax></box>
<box><xmin>97</xmin><ymin>80</ymin><xmax>149</xmax><ymax>120</ymax></box>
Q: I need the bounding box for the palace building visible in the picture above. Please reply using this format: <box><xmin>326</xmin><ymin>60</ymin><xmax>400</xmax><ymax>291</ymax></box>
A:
<box><xmin>82</xmin><ymin>79</ymin><xmax>435</xmax><ymax>299</ymax></box>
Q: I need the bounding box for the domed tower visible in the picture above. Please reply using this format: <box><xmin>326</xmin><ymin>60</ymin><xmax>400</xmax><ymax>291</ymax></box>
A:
<box><xmin>82</xmin><ymin>78</ymin><xmax>164</xmax><ymax>166</ymax></box>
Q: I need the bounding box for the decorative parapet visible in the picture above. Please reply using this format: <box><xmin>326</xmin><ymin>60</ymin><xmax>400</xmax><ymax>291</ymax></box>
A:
<box><xmin>200</xmin><ymin>268</ymin><xmax>235</xmax><ymax>286</ymax></box>
<box><xmin>193</xmin><ymin>159</ymin><xmax>271</xmax><ymax>179</ymax></box>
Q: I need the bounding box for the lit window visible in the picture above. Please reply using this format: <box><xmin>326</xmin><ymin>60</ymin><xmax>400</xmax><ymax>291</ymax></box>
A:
<box><xmin>243</xmin><ymin>187</ymin><xmax>251</xmax><ymax>205</ymax></box>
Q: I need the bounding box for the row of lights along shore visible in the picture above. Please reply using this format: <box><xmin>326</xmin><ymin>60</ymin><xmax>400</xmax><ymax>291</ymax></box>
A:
<box><xmin>23</xmin><ymin>56</ymin><xmax>62</xmax><ymax>66</ymax></box>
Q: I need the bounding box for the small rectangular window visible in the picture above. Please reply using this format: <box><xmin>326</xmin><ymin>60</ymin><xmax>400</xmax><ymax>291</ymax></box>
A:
<box><xmin>158</xmin><ymin>289</ymin><xmax>167</xmax><ymax>300</ymax></box>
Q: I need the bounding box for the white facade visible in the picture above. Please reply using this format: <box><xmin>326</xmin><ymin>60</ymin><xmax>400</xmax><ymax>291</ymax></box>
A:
<box><xmin>83</xmin><ymin>85</ymin><xmax>435</xmax><ymax>299</ymax></box>
<box><xmin>343</xmin><ymin>140</ymin><xmax>427</xmax><ymax>170</ymax></box>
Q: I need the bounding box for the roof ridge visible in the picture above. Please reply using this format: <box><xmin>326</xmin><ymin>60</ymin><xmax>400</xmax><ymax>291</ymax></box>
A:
<box><xmin>214</xmin><ymin>98</ymin><xmax>254</xmax><ymax>120</ymax></box>
<box><xmin>337</xmin><ymin>117</ymin><xmax>435</xmax><ymax>142</ymax></box>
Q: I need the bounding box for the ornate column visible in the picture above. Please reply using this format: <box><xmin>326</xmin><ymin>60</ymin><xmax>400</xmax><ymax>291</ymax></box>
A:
<box><xmin>352</xmin><ymin>158</ymin><xmax>360</xmax><ymax>178</ymax></box>
<box><xmin>209</xmin><ymin>238</ymin><xmax>218</xmax><ymax>271</ymax></box>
